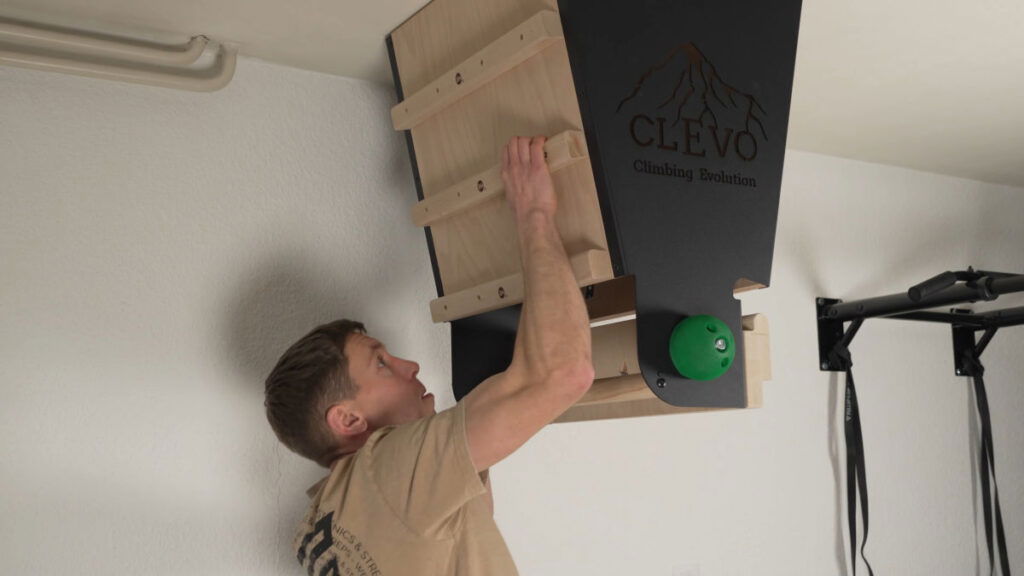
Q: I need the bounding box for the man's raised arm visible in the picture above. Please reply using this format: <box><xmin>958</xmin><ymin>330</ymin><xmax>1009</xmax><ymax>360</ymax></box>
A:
<box><xmin>462</xmin><ymin>136</ymin><xmax>595</xmax><ymax>473</ymax></box>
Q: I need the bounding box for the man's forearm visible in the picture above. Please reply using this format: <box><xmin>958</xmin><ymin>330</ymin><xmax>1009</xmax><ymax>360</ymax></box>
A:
<box><xmin>514</xmin><ymin>211</ymin><xmax>592</xmax><ymax>380</ymax></box>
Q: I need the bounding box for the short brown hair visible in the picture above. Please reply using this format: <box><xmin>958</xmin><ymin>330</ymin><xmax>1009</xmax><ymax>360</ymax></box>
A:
<box><xmin>264</xmin><ymin>319</ymin><xmax>366</xmax><ymax>465</ymax></box>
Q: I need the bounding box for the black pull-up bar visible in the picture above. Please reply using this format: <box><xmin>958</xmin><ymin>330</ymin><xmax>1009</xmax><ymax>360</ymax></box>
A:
<box><xmin>817</xmin><ymin>267</ymin><xmax>1024</xmax><ymax>373</ymax></box>
<box><xmin>892</xmin><ymin>306</ymin><xmax>1024</xmax><ymax>328</ymax></box>
<box><xmin>817</xmin><ymin>268</ymin><xmax>1022</xmax><ymax>576</ymax></box>
<box><xmin>822</xmin><ymin>270</ymin><xmax>1024</xmax><ymax>323</ymax></box>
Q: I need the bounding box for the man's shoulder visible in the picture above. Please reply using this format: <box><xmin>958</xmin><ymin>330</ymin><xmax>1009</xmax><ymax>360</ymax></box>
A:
<box><xmin>367</xmin><ymin>404</ymin><xmax>464</xmax><ymax>450</ymax></box>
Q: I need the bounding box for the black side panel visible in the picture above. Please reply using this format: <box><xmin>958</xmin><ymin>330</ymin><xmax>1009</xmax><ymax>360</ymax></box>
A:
<box><xmin>386</xmin><ymin>35</ymin><xmax>445</xmax><ymax>298</ymax></box>
<box><xmin>451</xmin><ymin>305</ymin><xmax>520</xmax><ymax>401</ymax></box>
<box><xmin>558</xmin><ymin>0</ymin><xmax>803</xmax><ymax>407</ymax></box>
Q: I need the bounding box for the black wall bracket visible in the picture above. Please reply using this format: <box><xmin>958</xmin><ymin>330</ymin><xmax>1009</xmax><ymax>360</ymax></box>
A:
<box><xmin>816</xmin><ymin>297</ymin><xmax>846</xmax><ymax>372</ymax></box>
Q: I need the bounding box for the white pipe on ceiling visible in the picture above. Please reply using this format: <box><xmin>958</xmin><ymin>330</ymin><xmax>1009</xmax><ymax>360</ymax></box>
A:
<box><xmin>0</xmin><ymin>17</ymin><xmax>235</xmax><ymax>92</ymax></box>
<box><xmin>0</xmin><ymin>18</ymin><xmax>209</xmax><ymax>66</ymax></box>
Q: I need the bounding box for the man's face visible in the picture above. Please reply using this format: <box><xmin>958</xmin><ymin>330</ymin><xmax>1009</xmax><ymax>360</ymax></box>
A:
<box><xmin>344</xmin><ymin>333</ymin><xmax>436</xmax><ymax>427</ymax></box>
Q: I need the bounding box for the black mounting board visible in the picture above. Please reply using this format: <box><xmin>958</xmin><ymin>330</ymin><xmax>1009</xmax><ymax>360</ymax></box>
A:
<box><xmin>450</xmin><ymin>305</ymin><xmax>520</xmax><ymax>402</ymax></box>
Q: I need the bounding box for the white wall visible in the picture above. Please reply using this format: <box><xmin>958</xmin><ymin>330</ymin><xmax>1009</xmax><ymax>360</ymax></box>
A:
<box><xmin>1</xmin><ymin>58</ymin><xmax>1021</xmax><ymax>576</ymax></box>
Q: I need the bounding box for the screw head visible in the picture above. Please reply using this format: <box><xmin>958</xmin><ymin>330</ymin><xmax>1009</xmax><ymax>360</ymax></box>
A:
<box><xmin>455</xmin><ymin>72</ymin><xmax>463</xmax><ymax>85</ymax></box>
<box><xmin>656</xmin><ymin>378</ymin><xmax>666</xmax><ymax>388</ymax></box>
<box><xmin>715</xmin><ymin>337</ymin><xmax>728</xmax><ymax>351</ymax></box>
<box><xmin>477</xmin><ymin>180</ymin><xmax>485</xmax><ymax>192</ymax></box>
<box><xmin>956</xmin><ymin>369</ymin><xmax>962</xmax><ymax>375</ymax></box>
<box><xmin>497</xmin><ymin>287</ymin><xmax>506</xmax><ymax>299</ymax></box>
<box><xmin>817</xmin><ymin>298</ymin><xmax>825</xmax><ymax>305</ymax></box>
<box><xmin>821</xmin><ymin>362</ymin><xmax>830</xmax><ymax>370</ymax></box>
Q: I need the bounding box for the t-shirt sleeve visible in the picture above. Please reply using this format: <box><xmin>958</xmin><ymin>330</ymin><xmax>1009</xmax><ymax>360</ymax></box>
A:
<box><xmin>363</xmin><ymin>400</ymin><xmax>488</xmax><ymax>538</ymax></box>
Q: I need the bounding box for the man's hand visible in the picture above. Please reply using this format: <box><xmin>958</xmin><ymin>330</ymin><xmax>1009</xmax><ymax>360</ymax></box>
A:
<box><xmin>501</xmin><ymin>136</ymin><xmax>556</xmax><ymax>221</ymax></box>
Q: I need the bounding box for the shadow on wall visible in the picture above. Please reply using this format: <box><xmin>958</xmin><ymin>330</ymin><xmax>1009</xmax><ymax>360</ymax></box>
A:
<box><xmin>219</xmin><ymin>250</ymin><xmax>371</xmax><ymax>395</ymax></box>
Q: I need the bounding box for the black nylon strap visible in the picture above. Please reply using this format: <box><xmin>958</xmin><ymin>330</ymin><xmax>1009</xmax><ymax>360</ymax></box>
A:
<box><xmin>828</xmin><ymin>322</ymin><xmax>874</xmax><ymax>576</ymax></box>
<box><xmin>969</xmin><ymin>363</ymin><xmax>1012</xmax><ymax>575</ymax></box>
<box><xmin>844</xmin><ymin>365</ymin><xmax>875</xmax><ymax>576</ymax></box>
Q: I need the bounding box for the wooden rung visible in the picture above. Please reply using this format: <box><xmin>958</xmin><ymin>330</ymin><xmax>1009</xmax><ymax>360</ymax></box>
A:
<box><xmin>391</xmin><ymin>10</ymin><xmax>564</xmax><ymax>131</ymax></box>
<box><xmin>412</xmin><ymin>130</ymin><xmax>587</xmax><ymax>227</ymax></box>
<box><xmin>429</xmin><ymin>249</ymin><xmax>614</xmax><ymax>323</ymax></box>
<box><xmin>741</xmin><ymin>313</ymin><xmax>770</xmax><ymax>407</ymax></box>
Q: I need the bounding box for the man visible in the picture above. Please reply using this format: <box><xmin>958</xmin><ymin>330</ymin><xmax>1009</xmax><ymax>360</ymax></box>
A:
<box><xmin>264</xmin><ymin>135</ymin><xmax>595</xmax><ymax>575</ymax></box>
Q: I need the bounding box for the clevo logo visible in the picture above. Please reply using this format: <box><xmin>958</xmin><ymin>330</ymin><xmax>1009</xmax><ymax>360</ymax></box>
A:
<box><xmin>617</xmin><ymin>42</ymin><xmax>766</xmax><ymax>162</ymax></box>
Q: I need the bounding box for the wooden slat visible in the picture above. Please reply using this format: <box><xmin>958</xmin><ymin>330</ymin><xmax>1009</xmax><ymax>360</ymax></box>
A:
<box><xmin>391</xmin><ymin>10</ymin><xmax>564</xmax><ymax>131</ymax></box>
<box><xmin>741</xmin><ymin>313</ymin><xmax>771</xmax><ymax>407</ymax></box>
<box><xmin>412</xmin><ymin>130</ymin><xmax>586</xmax><ymax>227</ymax></box>
<box><xmin>734</xmin><ymin>277</ymin><xmax>767</xmax><ymax>294</ymax></box>
<box><xmin>554</xmin><ymin>313</ymin><xmax>771</xmax><ymax>423</ymax></box>
<box><xmin>429</xmin><ymin>248</ymin><xmax>614</xmax><ymax>323</ymax></box>
<box><xmin>555</xmin><ymin>396</ymin><xmax>715</xmax><ymax>423</ymax></box>
<box><xmin>390</xmin><ymin>0</ymin><xmax>558</xmax><ymax>95</ymax></box>
<box><xmin>584</xmin><ymin>275</ymin><xmax>767</xmax><ymax>325</ymax></box>
<box><xmin>391</xmin><ymin>0</ymin><xmax>610</xmax><ymax>303</ymax></box>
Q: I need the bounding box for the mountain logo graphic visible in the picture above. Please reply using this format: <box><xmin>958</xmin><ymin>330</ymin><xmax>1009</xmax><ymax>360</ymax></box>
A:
<box><xmin>617</xmin><ymin>42</ymin><xmax>766</xmax><ymax>162</ymax></box>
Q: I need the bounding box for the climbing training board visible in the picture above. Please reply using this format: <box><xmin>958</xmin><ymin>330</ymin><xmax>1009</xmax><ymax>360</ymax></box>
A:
<box><xmin>387</xmin><ymin>0</ymin><xmax>802</xmax><ymax>422</ymax></box>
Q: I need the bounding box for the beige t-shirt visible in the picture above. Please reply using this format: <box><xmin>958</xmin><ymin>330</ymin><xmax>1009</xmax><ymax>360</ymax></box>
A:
<box><xmin>293</xmin><ymin>401</ymin><xmax>519</xmax><ymax>575</ymax></box>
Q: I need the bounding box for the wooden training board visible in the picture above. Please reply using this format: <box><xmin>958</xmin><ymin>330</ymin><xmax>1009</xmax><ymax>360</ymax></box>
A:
<box><xmin>390</xmin><ymin>0</ymin><xmax>613</xmax><ymax>311</ymax></box>
<box><xmin>389</xmin><ymin>0</ymin><xmax>776</xmax><ymax>421</ymax></box>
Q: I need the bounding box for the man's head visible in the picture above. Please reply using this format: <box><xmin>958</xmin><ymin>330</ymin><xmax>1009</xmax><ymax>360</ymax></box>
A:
<box><xmin>264</xmin><ymin>319</ymin><xmax>435</xmax><ymax>466</ymax></box>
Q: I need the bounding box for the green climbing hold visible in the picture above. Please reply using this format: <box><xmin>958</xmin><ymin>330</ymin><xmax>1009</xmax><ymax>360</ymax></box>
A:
<box><xmin>668</xmin><ymin>314</ymin><xmax>736</xmax><ymax>380</ymax></box>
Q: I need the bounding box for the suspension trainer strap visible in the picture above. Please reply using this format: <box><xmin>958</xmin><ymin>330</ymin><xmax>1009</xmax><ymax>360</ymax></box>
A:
<box><xmin>845</xmin><ymin>365</ymin><xmax>875</xmax><ymax>576</ymax></box>
<box><xmin>969</xmin><ymin>365</ymin><xmax>1012</xmax><ymax>575</ymax></box>
<box><xmin>828</xmin><ymin>329</ymin><xmax>874</xmax><ymax>576</ymax></box>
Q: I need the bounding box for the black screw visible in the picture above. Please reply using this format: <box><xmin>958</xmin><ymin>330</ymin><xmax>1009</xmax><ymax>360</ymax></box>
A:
<box><xmin>455</xmin><ymin>72</ymin><xmax>463</xmax><ymax>85</ymax></box>
<box><xmin>656</xmin><ymin>378</ymin><xmax>666</xmax><ymax>388</ymax></box>
<box><xmin>477</xmin><ymin>180</ymin><xmax>485</xmax><ymax>192</ymax></box>
<box><xmin>498</xmin><ymin>287</ymin><xmax>506</xmax><ymax>299</ymax></box>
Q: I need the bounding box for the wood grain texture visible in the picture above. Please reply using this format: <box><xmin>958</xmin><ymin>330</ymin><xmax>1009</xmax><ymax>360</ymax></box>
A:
<box><xmin>390</xmin><ymin>0</ymin><xmax>610</xmax><ymax>300</ymax></box>
<box><xmin>391</xmin><ymin>10</ymin><xmax>564</xmax><ymax>131</ymax></box>
<box><xmin>391</xmin><ymin>0</ymin><xmax>558</xmax><ymax>96</ymax></box>
<box><xmin>429</xmin><ymin>248</ymin><xmax>613</xmax><ymax>322</ymax></box>
<box><xmin>411</xmin><ymin>130</ymin><xmax>585</xmax><ymax>227</ymax></box>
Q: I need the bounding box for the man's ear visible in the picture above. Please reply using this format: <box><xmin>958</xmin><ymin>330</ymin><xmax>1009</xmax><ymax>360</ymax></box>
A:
<box><xmin>326</xmin><ymin>402</ymin><xmax>367</xmax><ymax>437</ymax></box>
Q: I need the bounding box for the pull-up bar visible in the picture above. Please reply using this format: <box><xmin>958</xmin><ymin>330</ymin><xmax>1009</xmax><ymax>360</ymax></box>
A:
<box><xmin>821</xmin><ymin>269</ymin><xmax>1024</xmax><ymax>323</ymax></box>
<box><xmin>891</xmin><ymin>306</ymin><xmax>1024</xmax><ymax>328</ymax></box>
<box><xmin>818</xmin><ymin>267</ymin><xmax>1024</xmax><ymax>372</ymax></box>
<box><xmin>816</xmin><ymin>268</ymin><xmax>1022</xmax><ymax>576</ymax></box>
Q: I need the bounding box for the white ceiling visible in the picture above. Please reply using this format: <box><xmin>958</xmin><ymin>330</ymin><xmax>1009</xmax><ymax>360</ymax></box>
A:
<box><xmin>3</xmin><ymin>0</ymin><xmax>1023</xmax><ymax>188</ymax></box>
